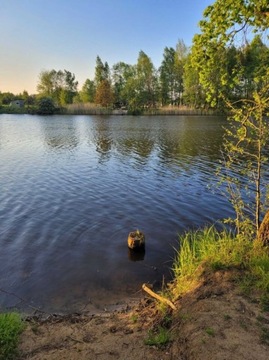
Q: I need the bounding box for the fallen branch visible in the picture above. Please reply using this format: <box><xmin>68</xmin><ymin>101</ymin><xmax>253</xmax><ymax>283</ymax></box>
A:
<box><xmin>142</xmin><ymin>283</ymin><xmax>176</xmax><ymax>311</ymax></box>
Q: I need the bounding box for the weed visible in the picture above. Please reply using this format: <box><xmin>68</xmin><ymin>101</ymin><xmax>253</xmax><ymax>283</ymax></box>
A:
<box><xmin>144</xmin><ymin>326</ymin><xmax>170</xmax><ymax>348</ymax></box>
<box><xmin>0</xmin><ymin>312</ymin><xmax>25</xmax><ymax>360</ymax></box>
<box><xmin>130</xmin><ymin>314</ymin><xmax>138</xmax><ymax>324</ymax></box>
<box><xmin>205</xmin><ymin>327</ymin><xmax>215</xmax><ymax>336</ymax></box>
<box><xmin>156</xmin><ymin>300</ymin><xmax>169</xmax><ymax>314</ymax></box>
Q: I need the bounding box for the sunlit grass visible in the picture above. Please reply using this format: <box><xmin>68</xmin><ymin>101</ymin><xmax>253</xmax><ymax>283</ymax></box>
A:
<box><xmin>171</xmin><ymin>225</ymin><xmax>269</xmax><ymax>301</ymax></box>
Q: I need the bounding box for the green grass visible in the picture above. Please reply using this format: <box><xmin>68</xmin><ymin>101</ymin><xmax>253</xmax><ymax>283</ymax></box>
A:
<box><xmin>171</xmin><ymin>225</ymin><xmax>269</xmax><ymax>302</ymax></box>
<box><xmin>0</xmin><ymin>312</ymin><xmax>25</xmax><ymax>360</ymax></box>
<box><xmin>144</xmin><ymin>326</ymin><xmax>171</xmax><ymax>348</ymax></box>
<box><xmin>129</xmin><ymin>313</ymin><xmax>139</xmax><ymax>324</ymax></box>
<box><xmin>205</xmin><ymin>327</ymin><xmax>215</xmax><ymax>336</ymax></box>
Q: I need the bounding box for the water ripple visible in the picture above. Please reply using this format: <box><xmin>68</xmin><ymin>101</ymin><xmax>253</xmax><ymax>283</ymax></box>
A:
<box><xmin>0</xmin><ymin>114</ymin><xmax>237</xmax><ymax>313</ymax></box>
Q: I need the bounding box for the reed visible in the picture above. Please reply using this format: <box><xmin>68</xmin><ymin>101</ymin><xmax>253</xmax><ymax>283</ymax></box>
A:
<box><xmin>65</xmin><ymin>102</ymin><xmax>112</xmax><ymax>115</ymax></box>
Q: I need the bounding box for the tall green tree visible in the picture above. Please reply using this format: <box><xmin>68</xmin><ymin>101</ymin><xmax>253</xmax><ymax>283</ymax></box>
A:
<box><xmin>191</xmin><ymin>0</ymin><xmax>269</xmax><ymax>107</ymax></box>
<box><xmin>126</xmin><ymin>51</ymin><xmax>158</xmax><ymax>110</ymax></box>
<box><xmin>137</xmin><ymin>50</ymin><xmax>158</xmax><ymax>108</ymax></box>
<box><xmin>59</xmin><ymin>70</ymin><xmax>78</xmax><ymax>105</ymax></box>
<box><xmin>196</xmin><ymin>0</ymin><xmax>269</xmax><ymax>235</ymax></box>
<box><xmin>94</xmin><ymin>56</ymin><xmax>113</xmax><ymax>107</ymax></box>
<box><xmin>174</xmin><ymin>39</ymin><xmax>188</xmax><ymax>104</ymax></box>
<box><xmin>159</xmin><ymin>47</ymin><xmax>177</xmax><ymax>105</ymax></box>
<box><xmin>94</xmin><ymin>56</ymin><xmax>110</xmax><ymax>85</ymax></box>
<box><xmin>240</xmin><ymin>35</ymin><xmax>269</xmax><ymax>98</ymax></box>
<box><xmin>183</xmin><ymin>52</ymin><xmax>205</xmax><ymax>107</ymax></box>
<box><xmin>79</xmin><ymin>79</ymin><xmax>96</xmax><ymax>103</ymax></box>
<box><xmin>36</xmin><ymin>69</ymin><xmax>78</xmax><ymax>106</ymax></box>
<box><xmin>112</xmin><ymin>62</ymin><xmax>134</xmax><ymax>108</ymax></box>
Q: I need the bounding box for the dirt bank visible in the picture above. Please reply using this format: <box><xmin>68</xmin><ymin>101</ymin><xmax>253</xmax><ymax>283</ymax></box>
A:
<box><xmin>19</xmin><ymin>269</ymin><xmax>269</xmax><ymax>359</ymax></box>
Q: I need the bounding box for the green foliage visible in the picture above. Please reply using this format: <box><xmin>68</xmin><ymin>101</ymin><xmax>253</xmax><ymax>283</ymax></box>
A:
<box><xmin>94</xmin><ymin>56</ymin><xmax>110</xmax><ymax>85</ymax></box>
<box><xmin>193</xmin><ymin>0</ymin><xmax>269</xmax><ymax>235</ymax></box>
<box><xmin>159</xmin><ymin>43</ymin><xmax>186</xmax><ymax>106</ymax></box>
<box><xmin>144</xmin><ymin>326</ymin><xmax>170</xmax><ymax>348</ymax></box>
<box><xmin>0</xmin><ymin>312</ymin><xmax>25</xmax><ymax>360</ymax></box>
<box><xmin>37</xmin><ymin>97</ymin><xmax>56</xmax><ymax>115</ymax></box>
<box><xmin>0</xmin><ymin>105</ymin><xmax>26</xmax><ymax>114</ymax></box>
<box><xmin>0</xmin><ymin>92</ymin><xmax>16</xmax><ymax>105</ymax></box>
<box><xmin>219</xmin><ymin>84</ymin><xmax>269</xmax><ymax>233</ymax></box>
<box><xmin>37</xmin><ymin>69</ymin><xmax>78</xmax><ymax>106</ymax></box>
<box><xmin>112</xmin><ymin>62</ymin><xmax>134</xmax><ymax>108</ymax></box>
<box><xmin>122</xmin><ymin>51</ymin><xmax>159</xmax><ymax>110</ymax></box>
<box><xmin>187</xmin><ymin>0</ymin><xmax>269</xmax><ymax>109</ymax></box>
<box><xmin>79</xmin><ymin>79</ymin><xmax>96</xmax><ymax>103</ymax></box>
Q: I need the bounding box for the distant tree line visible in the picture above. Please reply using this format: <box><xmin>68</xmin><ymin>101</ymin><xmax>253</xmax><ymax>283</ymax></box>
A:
<box><xmin>1</xmin><ymin>35</ymin><xmax>268</xmax><ymax>113</ymax></box>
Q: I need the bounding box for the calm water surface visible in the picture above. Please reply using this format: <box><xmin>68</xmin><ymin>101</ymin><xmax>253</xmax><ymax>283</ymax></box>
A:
<box><xmin>0</xmin><ymin>114</ymin><xmax>233</xmax><ymax>313</ymax></box>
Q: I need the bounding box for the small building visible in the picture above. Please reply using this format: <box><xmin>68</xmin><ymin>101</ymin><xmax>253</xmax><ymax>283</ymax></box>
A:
<box><xmin>10</xmin><ymin>99</ymin><xmax>24</xmax><ymax>108</ymax></box>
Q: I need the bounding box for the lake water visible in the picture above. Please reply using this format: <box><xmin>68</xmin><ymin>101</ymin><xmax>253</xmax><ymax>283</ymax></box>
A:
<box><xmin>0</xmin><ymin>114</ymin><xmax>234</xmax><ymax>314</ymax></box>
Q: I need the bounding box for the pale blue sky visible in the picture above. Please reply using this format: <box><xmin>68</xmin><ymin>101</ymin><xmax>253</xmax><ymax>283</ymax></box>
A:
<box><xmin>0</xmin><ymin>0</ymin><xmax>213</xmax><ymax>94</ymax></box>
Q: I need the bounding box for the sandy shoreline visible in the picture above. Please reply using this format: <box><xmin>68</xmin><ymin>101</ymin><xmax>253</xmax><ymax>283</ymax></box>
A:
<box><xmin>18</xmin><ymin>269</ymin><xmax>269</xmax><ymax>359</ymax></box>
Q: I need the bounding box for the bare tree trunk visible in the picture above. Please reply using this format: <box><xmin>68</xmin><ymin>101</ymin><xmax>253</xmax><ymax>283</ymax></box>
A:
<box><xmin>257</xmin><ymin>210</ymin><xmax>269</xmax><ymax>247</ymax></box>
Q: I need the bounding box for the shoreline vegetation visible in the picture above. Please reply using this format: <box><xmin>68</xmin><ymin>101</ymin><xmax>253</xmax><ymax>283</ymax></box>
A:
<box><xmin>0</xmin><ymin>103</ymin><xmax>223</xmax><ymax>116</ymax></box>
<box><xmin>1</xmin><ymin>226</ymin><xmax>269</xmax><ymax>359</ymax></box>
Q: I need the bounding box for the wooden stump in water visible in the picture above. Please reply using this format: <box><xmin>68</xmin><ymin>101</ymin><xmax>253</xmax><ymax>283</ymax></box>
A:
<box><xmin>127</xmin><ymin>230</ymin><xmax>145</xmax><ymax>250</ymax></box>
<box><xmin>258</xmin><ymin>210</ymin><xmax>269</xmax><ymax>247</ymax></box>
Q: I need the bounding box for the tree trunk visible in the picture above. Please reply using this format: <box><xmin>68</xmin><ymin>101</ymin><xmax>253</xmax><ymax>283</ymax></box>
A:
<box><xmin>257</xmin><ymin>210</ymin><xmax>269</xmax><ymax>247</ymax></box>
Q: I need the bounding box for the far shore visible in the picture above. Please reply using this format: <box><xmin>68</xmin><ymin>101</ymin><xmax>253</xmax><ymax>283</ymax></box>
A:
<box><xmin>0</xmin><ymin>103</ymin><xmax>225</xmax><ymax>117</ymax></box>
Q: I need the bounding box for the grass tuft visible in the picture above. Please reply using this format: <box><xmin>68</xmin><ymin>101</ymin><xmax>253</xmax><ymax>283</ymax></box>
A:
<box><xmin>144</xmin><ymin>326</ymin><xmax>171</xmax><ymax>348</ymax></box>
<box><xmin>205</xmin><ymin>327</ymin><xmax>215</xmax><ymax>336</ymax></box>
<box><xmin>0</xmin><ymin>312</ymin><xmax>25</xmax><ymax>360</ymax></box>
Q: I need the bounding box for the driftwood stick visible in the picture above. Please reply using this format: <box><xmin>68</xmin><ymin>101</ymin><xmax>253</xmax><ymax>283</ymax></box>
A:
<box><xmin>142</xmin><ymin>283</ymin><xmax>176</xmax><ymax>310</ymax></box>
